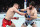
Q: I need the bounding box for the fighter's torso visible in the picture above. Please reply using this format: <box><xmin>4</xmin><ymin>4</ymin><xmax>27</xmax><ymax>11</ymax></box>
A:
<box><xmin>27</xmin><ymin>9</ymin><xmax>34</xmax><ymax>16</ymax></box>
<box><xmin>26</xmin><ymin>7</ymin><xmax>36</xmax><ymax>20</ymax></box>
<box><xmin>5</xmin><ymin>7</ymin><xmax>15</xmax><ymax>20</ymax></box>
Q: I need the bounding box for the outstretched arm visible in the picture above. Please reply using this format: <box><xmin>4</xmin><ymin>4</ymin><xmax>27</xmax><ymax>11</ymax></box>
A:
<box><xmin>15</xmin><ymin>9</ymin><xmax>25</xmax><ymax>15</ymax></box>
<box><xmin>20</xmin><ymin>9</ymin><xmax>27</xmax><ymax>11</ymax></box>
<box><xmin>19</xmin><ymin>7</ymin><xmax>29</xmax><ymax>12</ymax></box>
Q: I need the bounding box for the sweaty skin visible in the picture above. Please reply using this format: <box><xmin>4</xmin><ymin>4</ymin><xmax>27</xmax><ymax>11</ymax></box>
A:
<box><xmin>5</xmin><ymin>7</ymin><xmax>25</xmax><ymax>20</ymax></box>
<box><xmin>21</xmin><ymin>7</ymin><xmax>37</xmax><ymax>27</ymax></box>
<box><xmin>5</xmin><ymin>7</ymin><xmax>15</xmax><ymax>20</ymax></box>
<box><xmin>21</xmin><ymin>7</ymin><xmax>37</xmax><ymax>20</ymax></box>
<box><xmin>26</xmin><ymin>7</ymin><xmax>37</xmax><ymax>20</ymax></box>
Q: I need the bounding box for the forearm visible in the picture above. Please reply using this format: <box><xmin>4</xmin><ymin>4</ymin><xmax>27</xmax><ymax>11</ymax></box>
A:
<box><xmin>19</xmin><ymin>12</ymin><xmax>25</xmax><ymax>15</ymax></box>
<box><xmin>19</xmin><ymin>9</ymin><xmax>27</xmax><ymax>11</ymax></box>
<box><xmin>29</xmin><ymin>16</ymin><xmax>37</xmax><ymax>20</ymax></box>
<box><xmin>11</xmin><ymin>17</ymin><xmax>17</xmax><ymax>19</ymax></box>
<box><xmin>30</xmin><ymin>16</ymin><xmax>37</xmax><ymax>19</ymax></box>
<box><xmin>21</xmin><ymin>9</ymin><xmax>25</xmax><ymax>11</ymax></box>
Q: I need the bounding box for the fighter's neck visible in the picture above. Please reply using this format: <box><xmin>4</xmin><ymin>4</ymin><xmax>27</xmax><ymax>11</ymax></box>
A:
<box><xmin>32</xmin><ymin>7</ymin><xmax>35</xmax><ymax>10</ymax></box>
<box><xmin>32</xmin><ymin>6</ymin><xmax>35</xmax><ymax>9</ymax></box>
<box><xmin>29</xmin><ymin>7</ymin><xmax>35</xmax><ymax>10</ymax></box>
<box><xmin>13</xmin><ymin>6</ymin><xmax>17</xmax><ymax>9</ymax></box>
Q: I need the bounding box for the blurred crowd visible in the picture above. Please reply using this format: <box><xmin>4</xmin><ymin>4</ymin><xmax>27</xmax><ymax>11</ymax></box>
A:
<box><xmin>0</xmin><ymin>6</ymin><xmax>9</xmax><ymax>12</ymax></box>
<box><xmin>0</xmin><ymin>0</ymin><xmax>40</xmax><ymax>12</ymax></box>
<box><xmin>0</xmin><ymin>0</ymin><xmax>24</xmax><ymax>12</ymax></box>
<box><xmin>35</xmin><ymin>5</ymin><xmax>40</xmax><ymax>12</ymax></box>
<box><xmin>0</xmin><ymin>5</ymin><xmax>40</xmax><ymax>12</ymax></box>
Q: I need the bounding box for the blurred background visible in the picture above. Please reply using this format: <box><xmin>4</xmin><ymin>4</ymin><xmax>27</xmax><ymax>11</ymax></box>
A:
<box><xmin>0</xmin><ymin>0</ymin><xmax>40</xmax><ymax>13</ymax></box>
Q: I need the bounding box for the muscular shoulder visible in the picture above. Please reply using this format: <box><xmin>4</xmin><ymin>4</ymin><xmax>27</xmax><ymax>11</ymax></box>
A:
<box><xmin>27</xmin><ymin>7</ymin><xmax>29</xmax><ymax>9</ymax></box>
<box><xmin>34</xmin><ymin>8</ymin><xmax>37</xmax><ymax>13</ymax></box>
<box><xmin>27</xmin><ymin>7</ymin><xmax>29</xmax><ymax>8</ymax></box>
<box><xmin>8</xmin><ymin>7</ymin><xmax>14</xmax><ymax>12</ymax></box>
<box><xmin>26</xmin><ymin>7</ymin><xmax>29</xmax><ymax>10</ymax></box>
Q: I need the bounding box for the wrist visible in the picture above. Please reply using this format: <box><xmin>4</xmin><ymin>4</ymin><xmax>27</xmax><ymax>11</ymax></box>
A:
<box><xmin>28</xmin><ymin>15</ymin><xmax>30</xmax><ymax>18</ymax></box>
<box><xmin>13</xmin><ymin>17</ymin><xmax>17</xmax><ymax>19</ymax></box>
<box><xmin>19</xmin><ymin>9</ymin><xmax>21</xmax><ymax>11</ymax></box>
<box><xmin>24</xmin><ymin>11</ymin><xmax>27</xmax><ymax>13</ymax></box>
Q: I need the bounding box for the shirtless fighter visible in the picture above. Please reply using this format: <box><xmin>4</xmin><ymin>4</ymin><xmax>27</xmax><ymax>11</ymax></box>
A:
<box><xmin>2</xmin><ymin>3</ymin><xmax>25</xmax><ymax>27</ymax></box>
<box><xmin>19</xmin><ymin>1</ymin><xmax>37</xmax><ymax>27</ymax></box>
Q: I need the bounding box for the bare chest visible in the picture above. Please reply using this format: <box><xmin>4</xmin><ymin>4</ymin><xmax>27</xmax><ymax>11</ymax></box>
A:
<box><xmin>27</xmin><ymin>10</ymin><xmax>34</xmax><ymax>16</ymax></box>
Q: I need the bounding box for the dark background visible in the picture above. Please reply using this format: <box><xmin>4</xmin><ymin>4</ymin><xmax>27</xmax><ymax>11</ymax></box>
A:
<box><xmin>27</xmin><ymin>0</ymin><xmax>40</xmax><ymax>6</ymax></box>
<box><xmin>0</xmin><ymin>0</ymin><xmax>40</xmax><ymax>12</ymax></box>
<box><xmin>0</xmin><ymin>0</ymin><xmax>24</xmax><ymax>8</ymax></box>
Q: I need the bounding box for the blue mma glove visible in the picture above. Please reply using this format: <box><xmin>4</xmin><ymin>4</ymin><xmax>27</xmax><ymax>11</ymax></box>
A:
<box><xmin>19</xmin><ymin>9</ymin><xmax>21</xmax><ymax>11</ymax></box>
<box><xmin>28</xmin><ymin>15</ymin><xmax>30</xmax><ymax>18</ymax></box>
<box><xmin>25</xmin><ymin>13</ymin><xmax>28</xmax><ymax>18</ymax></box>
<box><xmin>24</xmin><ymin>11</ymin><xmax>27</xmax><ymax>13</ymax></box>
<box><xmin>25</xmin><ymin>13</ymin><xmax>30</xmax><ymax>18</ymax></box>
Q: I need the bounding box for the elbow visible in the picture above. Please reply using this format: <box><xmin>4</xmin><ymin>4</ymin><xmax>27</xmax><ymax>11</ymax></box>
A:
<box><xmin>35</xmin><ymin>18</ymin><xmax>37</xmax><ymax>19</ymax></box>
<box><xmin>18</xmin><ymin>12</ymin><xmax>22</xmax><ymax>15</ymax></box>
<box><xmin>34</xmin><ymin>16</ymin><xmax>37</xmax><ymax>19</ymax></box>
<box><xmin>19</xmin><ymin>13</ymin><xmax>22</xmax><ymax>15</ymax></box>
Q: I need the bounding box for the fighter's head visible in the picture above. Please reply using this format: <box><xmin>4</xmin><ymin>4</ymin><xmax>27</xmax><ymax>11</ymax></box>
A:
<box><xmin>13</xmin><ymin>3</ymin><xmax>19</xmax><ymax>9</ymax></box>
<box><xmin>29</xmin><ymin>1</ymin><xmax>35</xmax><ymax>10</ymax></box>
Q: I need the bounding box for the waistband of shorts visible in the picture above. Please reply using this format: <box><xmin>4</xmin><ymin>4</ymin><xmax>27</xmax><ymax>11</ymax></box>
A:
<box><xmin>26</xmin><ymin>20</ymin><xmax>33</xmax><ymax>21</ymax></box>
<box><xmin>4</xmin><ymin>18</ymin><xmax>11</xmax><ymax>21</ymax></box>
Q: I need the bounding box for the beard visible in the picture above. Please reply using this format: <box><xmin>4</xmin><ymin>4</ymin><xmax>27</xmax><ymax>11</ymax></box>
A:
<box><xmin>29</xmin><ymin>7</ymin><xmax>32</xmax><ymax>10</ymax></box>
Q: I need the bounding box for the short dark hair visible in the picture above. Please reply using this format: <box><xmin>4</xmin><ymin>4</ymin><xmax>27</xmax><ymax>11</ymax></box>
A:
<box><xmin>29</xmin><ymin>1</ymin><xmax>35</xmax><ymax>7</ymax></box>
<box><xmin>13</xmin><ymin>3</ymin><xmax>19</xmax><ymax>6</ymax></box>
